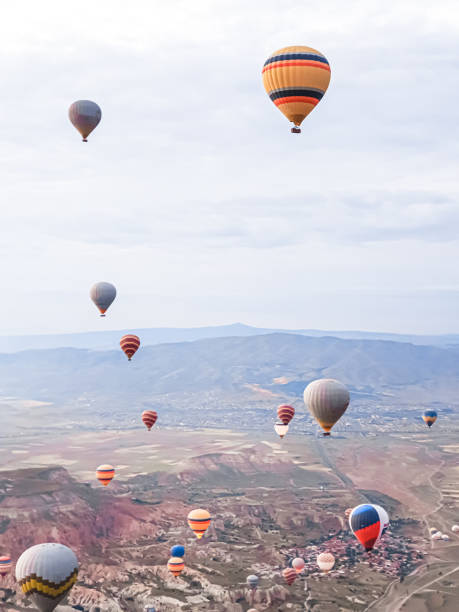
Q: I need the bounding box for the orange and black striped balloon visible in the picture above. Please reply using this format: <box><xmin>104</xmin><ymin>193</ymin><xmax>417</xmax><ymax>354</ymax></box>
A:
<box><xmin>187</xmin><ymin>508</ymin><xmax>211</xmax><ymax>539</ymax></box>
<box><xmin>262</xmin><ymin>45</ymin><xmax>331</xmax><ymax>132</ymax></box>
<box><xmin>167</xmin><ymin>557</ymin><xmax>185</xmax><ymax>577</ymax></box>
<box><xmin>96</xmin><ymin>464</ymin><xmax>115</xmax><ymax>486</ymax></box>
<box><xmin>277</xmin><ymin>404</ymin><xmax>295</xmax><ymax>425</ymax></box>
<box><xmin>141</xmin><ymin>410</ymin><xmax>158</xmax><ymax>431</ymax></box>
<box><xmin>282</xmin><ymin>567</ymin><xmax>297</xmax><ymax>586</ymax></box>
<box><xmin>120</xmin><ymin>334</ymin><xmax>140</xmax><ymax>361</ymax></box>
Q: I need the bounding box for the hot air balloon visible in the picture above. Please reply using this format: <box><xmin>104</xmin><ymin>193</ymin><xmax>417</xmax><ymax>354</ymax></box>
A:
<box><xmin>69</xmin><ymin>100</ymin><xmax>101</xmax><ymax>142</ymax></box>
<box><xmin>452</xmin><ymin>525</ymin><xmax>459</xmax><ymax>533</ymax></box>
<box><xmin>96</xmin><ymin>464</ymin><xmax>115</xmax><ymax>486</ymax></box>
<box><xmin>317</xmin><ymin>552</ymin><xmax>335</xmax><ymax>572</ymax></box>
<box><xmin>274</xmin><ymin>422</ymin><xmax>289</xmax><ymax>439</ymax></box>
<box><xmin>277</xmin><ymin>404</ymin><xmax>295</xmax><ymax>425</ymax></box>
<box><xmin>422</xmin><ymin>409</ymin><xmax>437</xmax><ymax>428</ymax></box>
<box><xmin>262</xmin><ymin>46</ymin><xmax>331</xmax><ymax>133</ymax></box>
<box><xmin>15</xmin><ymin>543</ymin><xmax>78</xmax><ymax>612</ymax></box>
<box><xmin>374</xmin><ymin>504</ymin><xmax>390</xmax><ymax>536</ymax></box>
<box><xmin>429</xmin><ymin>527</ymin><xmax>438</xmax><ymax>535</ymax></box>
<box><xmin>142</xmin><ymin>410</ymin><xmax>158</xmax><ymax>431</ymax></box>
<box><xmin>344</xmin><ymin>508</ymin><xmax>352</xmax><ymax>519</ymax></box>
<box><xmin>292</xmin><ymin>557</ymin><xmax>305</xmax><ymax>573</ymax></box>
<box><xmin>187</xmin><ymin>508</ymin><xmax>211</xmax><ymax>539</ymax></box>
<box><xmin>170</xmin><ymin>545</ymin><xmax>185</xmax><ymax>558</ymax></box>
<box><xmin>304</xmin><ymin>379</ymin><xmax>350</xmax><ymax>436</ymax></box>
<box><xmin>120</xmin><ymin>334</ymin><xmax>140</xmax><ymax>361</ymax></box>
<box><xmin>349</xmin><ymin>504</ymin><xmax>384</xmax><ymax>551</ymax></box>
<box><xmin>247</xmin><ymin>574</ymin><xmax>259</xmax><ymax>590</ymax></box>
<box><xmin>0</xmin><ymin>555</ymin><xmax>11</xmax><ymax>576</ymax></box>
<box><xmin>432</xmin><ymin>531</ymin><xmax>442</xmax><ymax>540</ymax></box>
<box><xmin>167</xmin><ymin>557</ymin><xmax>185</xmax><ymax>577</ymax></box>
<box><xmin>442</xmin><ymin>534</ymin><xmax>450</xmax><ymax>541</ymax></box>
<box><xmin>144</xmin><ymin>607</ymin><xmax>156</xmax><ymax>612</ymax></box>
<box><xmin>282</xmin><ymin>567</ymin><xmax>297</xmax><ymax>586</ymax></box>
<box><xmin>90</xmin><ymin>282</ymin><xmax>116</xmax><ymax>317</ymax></box>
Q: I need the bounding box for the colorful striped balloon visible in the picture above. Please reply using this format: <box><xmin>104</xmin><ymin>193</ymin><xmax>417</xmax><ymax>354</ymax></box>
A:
<box><xmin>120</xmin><ymin>334</ymin><xmax>140</xmax><ymax>361</ymax></box>
<box><xmin>422</xmin><ymin>409</ymin><xmax>437</xmax><ymax>428</ymax></box>
<box><xmin>96</xmin><ymin>464</ymin><xmax>115</xmax><ymax>487</ymax></box>
<box><xmin>282</xmin><ymin>567</ymin><xmax>297</xmax><ymax>585</ymax></box>
<box><xmin>277</xmin><ymin>404</ymin><xmax>295</xmax><ymax>425</ymax></box>
<box><xmin>187</xmin><ymin>508</ymin><xmax>211</xmax><ymax>539</ymax></box>
<box><xmin>349</xmin><ymin>504</ymin><xmax>382</xmax><ymax>551</ymax></box>
<box><xmin>262</xmin><ymin>45</ymin><xmax>331</xmax><ymax>133</ymax></box>
<box><xmin>167</xmin><ymin>556</ymin><xmax>185</xmax><ymax>577</ymax></box>
<box><xmin>0</xmin><ymin>555</ymin><xmax>11</xmax><ymax>576</ymax></box>
<box><xmin>142</xmin><ymin>410</ymin><xmax>158</xmax><ymax>431</ymax></box>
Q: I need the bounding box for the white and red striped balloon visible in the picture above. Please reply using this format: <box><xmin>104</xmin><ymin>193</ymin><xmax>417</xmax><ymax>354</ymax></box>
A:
<box><xmin>0</xmin><ymin>555</ymin><xmax>11</xmax><ymax>576</ymax></box>
<box><xmin>282</xmin><ymin>567</ymin><xmax>297</xmax><ymax>585</ymax></box>
<box><xmin>142</xmin><ymin>410</ymin><xmax>158</xmax><ymax>431</ymax></box>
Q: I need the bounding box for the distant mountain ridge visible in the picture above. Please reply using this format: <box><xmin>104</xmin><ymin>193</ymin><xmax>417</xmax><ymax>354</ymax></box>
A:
<box><xmin>0</xmin><ymin>322</ymin><xmax>459</xmax><ymax>352</ymax></box>
<box><xmin>0</xmin><ymin>332</ymin><xmax>458</xmax><ymax>403</ymax></box>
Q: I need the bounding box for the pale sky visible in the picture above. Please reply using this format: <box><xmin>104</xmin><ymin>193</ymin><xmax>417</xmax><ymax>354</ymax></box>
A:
<box><xmin>1</xmin><ymin>0</ymin><xmax>459</xmax><ymax>335</ymax></box>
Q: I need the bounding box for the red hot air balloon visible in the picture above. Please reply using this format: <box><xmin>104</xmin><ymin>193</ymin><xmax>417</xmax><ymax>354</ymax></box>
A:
<box><xmin>142</xmin><ymin>410</ymin><xmax>158</xmax><ymax>431</ymax></box>
<box><xmin>120</xmin><ymin>334</ymin><xmax>140</xmax><ymax>361</ymax></box>
<box><xmin>282</xmin><ymin>567</ymin><xmax>297</xmax><ymax>585</ymax></box>
<box><xmin>277</xmin><ymin>404</ymin><xmax>295</xmax><ymax>425</ymax></box>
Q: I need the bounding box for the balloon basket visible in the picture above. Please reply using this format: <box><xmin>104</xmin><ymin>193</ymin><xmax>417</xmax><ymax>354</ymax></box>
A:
<box><xmin>291</xmin><ymin>127</ymin><xmax>301</xmax><ymax>134</ymax></box>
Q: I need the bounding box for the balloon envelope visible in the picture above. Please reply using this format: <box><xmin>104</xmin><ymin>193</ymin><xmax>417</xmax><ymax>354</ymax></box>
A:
<box><xmin>317</xmin><ymin>552</ymin><xmax>335</xmax><ymax>572</ymax></box>
<box><xmin>0</xmin><ymin>555</ymin><xmax>11</xmax><ymax>576</ymax></box>
<box><xmin>15</xmin><ymin>543</ymin><xmax>78</xmax><ymax>612</ymax></box>
<box><xmin>292</xmin><ymin>557</ymin><xmax>305</xmax><ymax>573</ymax></box>
<box><xmin>277</xmin><ymin>404</ymin><xmax>295</xmax><ymax>425</ymax></box>
<box><xmin>187</xmin><ymin>508</ymin><xmax>211</xmax><ymax>539</ymax></box>
<box><xmin>247</xmin><ymin>574</ymin><xmax>259</xmax><ymax>589</ymax></box>
<box><xmin>96</xmin><ymin>464</ymin><xmax>115</xmax><ymax>486</ymax></box>
<box><xmin>282</xmin><ymin>567</ymin><xmax>297</xmax><ymax>585</ymax></box>
<box><xmin>170</xmin><ymin>545</ymin><xmax>185</xmax><ymax>558</ymax></box>
<box><xmin>262</xmin><ymin>45</ymin><xmax>331</xmax><ymax>131</ymax></box>
<box><xmin>167</xmin><ymin>556</ymin><xmax>185</xmax><ymax>577</ymax></box>
<box><xmin>69</xmin><ymin>100</ymin><xmax>101</xmax><ymax>141</ymax></box>
<box><xmin>422</xmin><ymin>409</ymin><xmax>437</xmax><ymax>427</ymax></box>
<box><xmin>120</xmin><ymin>334</ymin><xmax>140</xmax><ymax>360</ymax></box>
<box><xmin>304</xmin><ymin>379</ymin><xmax>350</xmax><ymax>435</ymax></box>
<box><xmin>274</xmin><ymin>422</ymin><xmax>289</xmax><ymax>439</ymax></box>
<box><xmin>90</xmin><ymin>282</ymin><xmax>116</xmax><ymax>316</ymax></box>
<box><xmin>142</xmin><ymin>410</ymin><xmax>158</xmax><ymax>431</ymax></box>
<box><xmin>349</xmin><ymin>504</ymin><xmax>382</xmax><ymax>551</ymax></box>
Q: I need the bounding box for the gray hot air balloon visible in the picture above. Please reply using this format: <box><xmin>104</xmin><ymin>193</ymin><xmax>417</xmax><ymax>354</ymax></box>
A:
<box><xmin>303</xmin><ymin>378</ymin><xmax>350</xmax><ymax>436</ymax></box>
<box><xmin>90</xmin><ymin>281</ymin><xmax>117</xmax><ymax>317</ymax></box>
<box><xmin>69</xmin><ymin>100</ymin><xmax>102</xmax><ymax>142</ymax></box>
<box><xmin>15</xmin><ymin>543</ymin><xmax>78</xmax><ymax>612</ymax></box>
<box><xmin>247</xmin><ymin>574</ymin><xmax>259</xmax><ymax>590</ymax></box>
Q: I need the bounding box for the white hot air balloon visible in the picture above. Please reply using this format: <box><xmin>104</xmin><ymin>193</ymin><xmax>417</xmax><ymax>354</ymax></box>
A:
<box><xmin>274</xmin><ymin>422</ymin><xmax>289</xmax><ymax>439</ymax></box>
<box><xmin>452</xmin><ymin>525</ymin><xmax>459</xmax><ymax>533</ymax></box>
<box><xmin>15</xmin><ymin>543</ymin><xmax>78</xmax><ymax>612</ymax></box>
<box><xmin>317</xmin><ymin>552</ymin><xmax>335</xmax><ymax>572</ymax></box>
